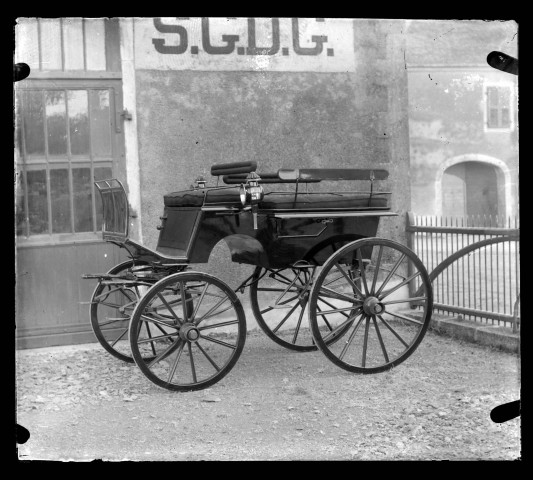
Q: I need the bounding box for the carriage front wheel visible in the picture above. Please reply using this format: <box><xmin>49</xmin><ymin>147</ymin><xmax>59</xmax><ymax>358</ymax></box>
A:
<box><xmin>308</xmin><ymin>238</ymin><xmax>433</xmax><ymax>374</ymax></box>
<box><xmin>90</xmin><ymin>260</ymin><xmax>152</xmax><ymax>363</ymax></box>
<box><xmin>129</xmin><ymin>271</ymin><xmax>246</xmax><ymax>391</ymax></box>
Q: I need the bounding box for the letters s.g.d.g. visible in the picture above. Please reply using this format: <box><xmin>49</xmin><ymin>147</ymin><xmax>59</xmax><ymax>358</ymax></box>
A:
<box><xmin>152</xmin><ymin>17</ymin><xmax>329</xmax><ymax>57</ymax></box>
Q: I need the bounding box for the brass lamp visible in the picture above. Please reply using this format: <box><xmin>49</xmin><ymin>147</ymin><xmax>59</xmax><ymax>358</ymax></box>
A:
<box><xmin>239</xmin><ymin>172</ymin><xmax>264</xmax><ymax>229</ymax></box>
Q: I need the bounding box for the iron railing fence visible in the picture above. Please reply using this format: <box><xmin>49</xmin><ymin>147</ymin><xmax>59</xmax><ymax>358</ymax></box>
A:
<box><xmin>406</xmin><ymin>213</ymin><xmax>520</xmax><ymax>329</ymax></box>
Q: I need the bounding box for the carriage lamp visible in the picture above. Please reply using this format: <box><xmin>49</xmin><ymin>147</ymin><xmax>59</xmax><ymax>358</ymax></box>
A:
<box><xmin>239</xmin><ymin>172</ymin><xmax>264</xmax><ymax>230</ymax></box>
<box><xmin>194</xmin><ymin>176</ymin><xmax>206</xmax><ymax>189</ymax></box>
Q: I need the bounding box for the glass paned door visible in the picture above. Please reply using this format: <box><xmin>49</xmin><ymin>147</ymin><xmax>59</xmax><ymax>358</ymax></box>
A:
<box><xmin>15</xmin><ymin>83</ymin><xmax>121</xmax><ymax>242</ymax></box>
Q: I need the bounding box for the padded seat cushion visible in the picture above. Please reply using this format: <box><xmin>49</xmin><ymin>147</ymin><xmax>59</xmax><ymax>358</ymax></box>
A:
<box><xmin>164</xmin><ymin>189</ymin><xmax>241</xmax><ymax>207</ymax></box>
<box><xmin>164</xmin><ymin>189</ymin><xmax>389</xmax><ymax>210</ymax></box>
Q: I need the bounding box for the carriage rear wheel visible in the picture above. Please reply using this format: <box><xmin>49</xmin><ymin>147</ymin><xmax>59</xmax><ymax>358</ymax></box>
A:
<box><xmin>129</xmin><ymin>272</ymin><xmax>246</xmax><ymax>391</ymax></box>
<box><xmin>308</xmin><ymin>238</ymin><xmax>433</xmax><ymax>373</ymax></box>
<box><xmin>250</xmin><ymin>266</ymin><xmax>353</xmax><ymax>351</ymax></box>
<box><xmin>90</xmin><ymin>260</ymin><xmax>156</xmax><ymax>363</ymax></box>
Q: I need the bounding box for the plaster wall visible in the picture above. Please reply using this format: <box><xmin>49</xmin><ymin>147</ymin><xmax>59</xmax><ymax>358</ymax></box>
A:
<box><xmin>131</xmin><ymin>19</ymin><xmax>412</xmax><ymax>290</ymax></box>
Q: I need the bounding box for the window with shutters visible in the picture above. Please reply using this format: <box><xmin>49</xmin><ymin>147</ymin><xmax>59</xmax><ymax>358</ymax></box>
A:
<box><xmin>484</xmin><ymin>83</ymin><xmax>515</xmax><ymax>131</ymax></box>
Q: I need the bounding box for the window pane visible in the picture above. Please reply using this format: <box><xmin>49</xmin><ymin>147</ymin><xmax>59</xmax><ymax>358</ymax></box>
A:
<box><xmin>500</xmin><ymin>87</ymin><xmax>511</xmax><ymax>104</ymax></box>
<box><xmin>489</xmin><ymin>108</ymin><xmax>499</xmax><ymax>127</ymax></box>
<box><xmin>27</xmin><ymin>170</ymin><xmax>49</xmax><ymax>235</ymax></box>
<box><xmin>94</xmin><ymin>166</ymin><xmax>112</xmax><ymax>230</ymax></box>
<box><xmin>16</xmin><ymin>170</ymin><xmax>27</xmax><ymax>236</ymax></box>
<box><xmin>15</xmin><ymin>18</ymin><xmax>40</xmax><ymax>70</ymax></box>
<box><xmin>85</xmin><ymin>19</ymin><xmax>106</xmax><ymax>71</ymax></box>
<box><xmin>39</xmin><ymin>19</ymin><xmax>62</xmax><ymax>70</ymax></box>
<box><xmin>23</xmin><ymin>90</ymin><xmax>45</xmax><ymax>155</ymax></box>
<box><xmin>46</xmin><ymin>91</ymin><xmax>67</xmax><ymax>155</ymax></box>
<box><xmin>50</xmin><ymin>169</ymin><xmax>71</xmax><ymax>233</ymax></box>
<box><xmin>487</xmin><ymin>87</ymin><xmax>499</xmax><ymax>107</ymax></box>
<box><xmin>501</xmin><ymin>108</ymin><xmax>510</xmax><ymax>127</ymax></box>
<box><xmin>63</xmin><ymin>18</ymin><xmax>84</xmax><ymax>70</ymax></box>
<box><xmin>68</xmin><ymin>90</ymin><xmax>90</xmax><ymax>155</ymax></box>
<box><xmin>73</xmin><ymin>167</ymin><xmax>93</xmax><ymax>232</ymax></box>
<box><xmin>90</xmin><ymin>90</ymin><xmax>111</xmax><ymax>157</ymax></box>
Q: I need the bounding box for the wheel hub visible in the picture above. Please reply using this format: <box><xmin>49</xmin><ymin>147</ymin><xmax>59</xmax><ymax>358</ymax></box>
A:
<box><xmin>363</xmin><ymin>296</ymin><xmax>385</xmax><ymax>315</ymax></box>
<box><xmin>179</xmin><ymin>323</ymin><xmax>200</xmax><ymax>342</ymax></box>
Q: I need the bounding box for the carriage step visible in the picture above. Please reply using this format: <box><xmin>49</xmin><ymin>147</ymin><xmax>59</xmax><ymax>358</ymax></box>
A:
<box><xmin>82</xmin><ymin>273</ymin><xmax>126</xmax><ymax>280</ymax></box>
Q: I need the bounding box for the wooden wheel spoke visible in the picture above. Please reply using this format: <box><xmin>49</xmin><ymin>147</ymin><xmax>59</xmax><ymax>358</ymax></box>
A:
<box><xmin>292</xmin><ymin>298</ymin><xmax>308</xmax><ymax>344</ymax></box>
<box><xmin>259</xmin><ymin>294</ymin><xmax>299</xmax><ymax>315</ymax></box>
<box><xmin>338</xmin><ymin>313</ymin><xmax>366</xmax><ymax>361</ymax></box>
<box><xmin>382</xmin><ymin>296</ymin><xmax>427</xmax><ymax>307</ymax></box>
<box><xmin>188</xmin><ymin>343</ymin><xmax>197</xmax><ymax>383</ymax></box>
<box><xmin>256</xmin><ymin>287</ymin><xmax>299</xmax><ymax>293</ymax></box>
<box><xmin>323</xmin><ymin>274</ymin><xmax>345</xmax><ymax>288</ymax></box>
<box><xmin>361</xmin><ymin>316</ymin><xmax>371</xmax><ymax>367</ymax></box>
<box><xmin>318</xmin><ymin>286</ymin><xmax>362</xmax><ymax>304</ymax></box>
<box><xmin>322</xmin><ymin>307</ymin><xmax>363</xmax><ymax>343</ymax></box>
<box><xmin>375</xmin><ymin>253</ymin><xmax>406</xmax><ymax>297</ymax></box>
<box><xmin>136</xmin><ymin>332</ymin><xmax>178</xmax><ymax>344</ymax></box>
<box><xmin>372</xmin><ymin>315</ymin><xmax>390</xmax><ymax>363</ymax></box>
<box><xmin>314</xmin><ymin>305</ymin><xmax>362</xmax><ymax>315</ymax></box>
<box><xmin>272</xmin><ymin>301</ymin><xmax>300</xmax><ymax>334</ymax></box>
<box><xmin>199</xmin><ymin>334</ymin><xmax>237</xmax><ymax>350</ymax></box>
<box><xmin>194</xmin><ymin>296</ymin><xmax>231</xmax><ymax>325</ymax></box>
<box><xmin>148</xmin><ymin>338</ymin><xmax>183</xmax><ymax>368</ymax></box>
<box><xmin>152</xmin><ymin>322</ymin><xmax>174</xmax><ymax>336</ymax></box>
<box><xmin>110</xmin><ymin>327</ymin><xmax>129</xmax><ymax>347</ymax></box>
<box><xmin>196</xmin><ymin>341</ymin><xmax>221</xmax><ymax>372</ymax></box>
<box><xmin>157</xmin><ymin>292</ymin><xmax>184</xmax><ymax>325</ymax></box>
<box><xmin>166</xmin><ymin>340</ymin><xmax>185</xmax><ymax>384</ymax></box>
<box><xmin>334</xmin><ymin>263</ymin><xmax>365</xmax><ymax>299</ymax></box>
<box><xmin>316</xmin><ymin>304</ymin><xmax>333</xmax><ymax>331</ymax></box>
<box><xmin>179</xmin><ymin>281</ymin><xmax>191</xmax><ymax>322</ymax></box>
<box><xmin>370</xmin><ymin>245</ymin><xmax>383</xmax><ymax>295</ymax></box>
<box><xmin>377</xmin><ymin>314</ymin><xmax>409</xmax><ymax>348</ymax></box>
<box><xmin>97</xmin><ymin>301</ymin><xmax>126</xmax><ymax>309</ymax></box>
<box><xmin>139</xmin><ymin>314</ymin><xmax>180</xmax><ymax>330</ymax></box>
<box><xmin>383</xmin><ymin>310</ymin><xmax>424</xmax><ymax>325</ymax></box>
<box><xmin>267</xmin><ymin>275</ymin><xmax>307</xmax><ymax>292</ymax></box>
<box><xmin>272</xmin><ymin>269</ymin><xmax>302</xmax><ymax>286</ymax></box>
<box><xmin>317</xmin><ymin>297</ymin><xmax>351</xmax><ymax>319</ymax></box>
<box><xmin>198</xmin><ymin>319</ymin><xmax>239</xmax><ymax>331</ymax></box>
<box><xmin>145</xmin><ymin>322</ymin><xmax>157</xmax><ymax>356</ymax></box>
<box><xmin>357</xmin><ymin>248</ymin><xmax>369</xmax><ymax>295</ymax></box>
<box><xmin>378</xmin><ymin>271</ymin><xmax>422</xmax><ymax>300</ymax></box>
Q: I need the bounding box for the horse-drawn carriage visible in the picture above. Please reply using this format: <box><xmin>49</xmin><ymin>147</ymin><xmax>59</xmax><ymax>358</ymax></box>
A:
<box><xmin>83</xmin><ymin>161</ymin><xmax>433</xmax><ymax>391</ymax></box>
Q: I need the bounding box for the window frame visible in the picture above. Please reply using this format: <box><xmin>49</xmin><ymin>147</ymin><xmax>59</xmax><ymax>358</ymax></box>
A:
<box><xmin>15</xmin><ymin>78</ymin><xmax>123</xmax><ymax>247</ymax></box>
<box><xmin>483</xmin><ymin>81</ymin><xmax>516</xmax><ymax>132</ymax></box>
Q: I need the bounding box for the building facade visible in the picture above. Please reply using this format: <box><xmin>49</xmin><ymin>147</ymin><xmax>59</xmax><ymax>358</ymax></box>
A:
<box><xmin>406</xmin><ymin>20</ymin><xmax>519</xmax><ymax>221</ymax></box>
<box><xmin>18</xmin><ymin>17</ymin><xmax>486</xmax><ymax>348</ymax></box>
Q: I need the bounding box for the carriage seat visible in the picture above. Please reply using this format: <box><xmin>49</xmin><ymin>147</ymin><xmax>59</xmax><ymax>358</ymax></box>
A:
<box><xmin>163</xmin><ymin>189</ymin><xmax>389</xmax><ymax>210</ymax></box>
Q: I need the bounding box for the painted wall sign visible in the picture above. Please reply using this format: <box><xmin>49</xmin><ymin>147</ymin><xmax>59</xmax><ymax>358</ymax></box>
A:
<box><xmin>134</xmin><ymin>17</ymin><xmax>356</xmax><ymax>72</ymax></box>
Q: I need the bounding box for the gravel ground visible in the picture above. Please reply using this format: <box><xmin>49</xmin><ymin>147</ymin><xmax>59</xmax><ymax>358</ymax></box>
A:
<box><xmin>15</xmin><ymin>328</ymin><xmax>521</xmax><ymax>461</ymax></box>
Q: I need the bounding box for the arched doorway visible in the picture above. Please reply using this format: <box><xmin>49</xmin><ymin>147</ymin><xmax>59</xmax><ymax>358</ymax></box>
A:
<box><xmin>442</xmin><ymin>161</ymin><xmax>499</xmax><ymax>217</ymax></box>
<box><xmin>435</xmin><ymin>154</ymin><xmax>512</xmax><ymax>219</ymax></box>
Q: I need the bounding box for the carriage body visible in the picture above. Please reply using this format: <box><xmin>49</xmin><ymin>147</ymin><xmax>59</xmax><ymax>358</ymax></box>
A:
<box><xmin>96</xmin><ymin>164</ymin><xmax>395</xmax><ymax>270</ymax></box>
<box><xmin>158</xmin><ymin>187</ymin><xmax>394</xmax><ymax>269</ymax></box>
